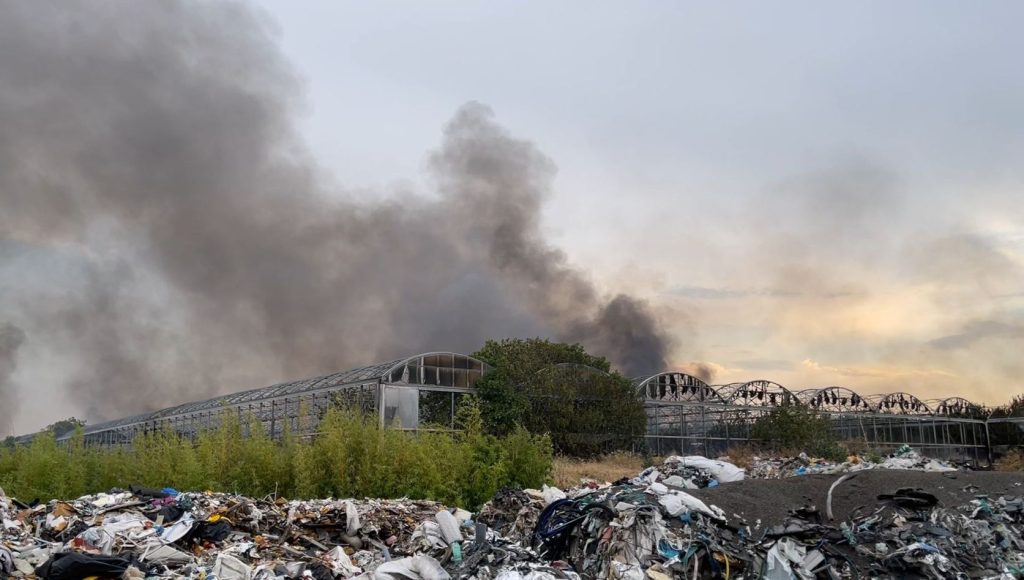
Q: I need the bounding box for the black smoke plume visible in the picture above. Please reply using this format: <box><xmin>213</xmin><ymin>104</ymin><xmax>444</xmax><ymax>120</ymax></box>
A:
<box><xmin>0</xmin><ymin>1</ymin><xmax>670</xmax><ymax>426</ymax></box>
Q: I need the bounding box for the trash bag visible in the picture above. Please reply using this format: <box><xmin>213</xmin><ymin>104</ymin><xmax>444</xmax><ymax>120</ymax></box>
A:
<box><xmin>35</xmin><ymin>552</ymin><xmax>132</xmax><ymax>580</ymax></box>
<box><xmin>179</xmin><ymin>519</ymin><xmax>232</xmax><ymax>544</ymax></box>
<box><xmin>144</xmin><ymin>504</ymin><xmax>185</xmax><ymax>523</ymax></box>
<box><xmin>128</xmin><ymin>485</ymin><xmax>170</xmax><ymax>499</ymax></box>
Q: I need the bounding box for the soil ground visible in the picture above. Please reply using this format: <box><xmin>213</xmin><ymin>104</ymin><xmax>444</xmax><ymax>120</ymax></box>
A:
<box><xmin>687</xmin><ymin>469</ymin><xmax>1024</xmax><ymax>527</ymax></box>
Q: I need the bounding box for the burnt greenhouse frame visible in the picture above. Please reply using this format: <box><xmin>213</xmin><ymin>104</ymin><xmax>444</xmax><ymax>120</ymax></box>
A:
<box><xmin>52</xmin><ymin>352</ymin><xmax>489</xmax><ymax>447</ymax></box>
<box><xmin>16</xmin><ymin>353</ymin><xmax>1007</xmax><ymax>466</ymax></box>
<box><xmin>634</xmin><ymin>372</ymin><xmax>993</xmax><ymax>466</ymax></box>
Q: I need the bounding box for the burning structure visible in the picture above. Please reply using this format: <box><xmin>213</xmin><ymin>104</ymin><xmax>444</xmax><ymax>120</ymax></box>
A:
<box><xmin>21</xmin><ymin>352</ymin><xmax>997</xmax><ymax>465</ymax></box>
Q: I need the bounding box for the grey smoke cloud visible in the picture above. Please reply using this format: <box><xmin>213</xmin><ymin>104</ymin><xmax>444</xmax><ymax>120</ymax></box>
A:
<box><xmin>682</xmin><ymin>361</ymin><xmax>718</xmax><ymax>384</ymax></box>
<box><xmin>0</xmin><ymin>1</ymin><xmax>669</xmax><ymax>427</ymax></box>
<box><xmin>0</xmin><ymin>324</ymin><xmax>26</xmax><ymax>436</ymax></box>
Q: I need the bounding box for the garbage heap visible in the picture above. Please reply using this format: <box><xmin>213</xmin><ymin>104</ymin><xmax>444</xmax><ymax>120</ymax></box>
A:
<box><xmin>743</xmin><ymin>445</ymin><xmax>959</xmax><ymax>479</ymax></box>
<box><xmin>638</xmin><ymin>457</ymin><xmax>746</xmax><ymax>490</ymax></box>
<box><xmin>0</xmin><ymin>487</ymin><xmax>495</xmax><ymax>580</ymax></box>
<box><xmin>525</xmin><ymin>475</ymin><xmax>1024</xmax><ymax>579</ymax></box>
<box><xmin>2</xmin><ymin>452</ymin><xmax>1022</xmax><ymax>580</ymax></box>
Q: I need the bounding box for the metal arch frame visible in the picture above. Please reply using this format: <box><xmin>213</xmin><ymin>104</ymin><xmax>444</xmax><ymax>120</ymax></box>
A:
<box><xmin>524</xmin><ymin>363</ymin><xmax>628</xmax><ymax>406</ymax></box>
<box><xmin>798</xmin><ymin>386</ymin><xmax>874</xmax><ymax>413</ymax></box>
<box><xmin>928</xmin><ymin>396</ymin><xmax>985</xmax><ymax>419</ymax></box>
<box><xmin>716</xmin><ymin>379</ymin><xmax>797</xmax><ymax>408</ymax></box>
<box><xmin>383</xmin><ymin>351</ymin><xmax>490</xmax><ymax>384</ymax></box>
<box><xmin>867</xmin><ymin>392</ymin><xmax>933</xmax><ymax>415</ymax></box>
<box><xmin>642</xmin><ymin>378</ymin><xmax>991</xmax><ymax>464</ymax></box>
<box><xmin>633</xmin><ymin>372</ymin><xmax>725</xmax><ymax>404</ymax></box>
<box><xmin>26</xmin><ymin>357</ymin><xmax>999</xmax><ymax>467</ymax></box>
<box><xmin>533</xmin><ymin>362</ymin><xmax>611</xmax><ymax>379</ymax></box>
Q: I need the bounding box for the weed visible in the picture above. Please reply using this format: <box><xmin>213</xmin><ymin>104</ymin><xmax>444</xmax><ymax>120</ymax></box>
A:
<box><xmin>996</xmin><ymin>448</ymin><xmax>1024</xmax><ymax>472</ymax></box>
<box><xmin>0</xmin><ymin>397</ymin><xmax>551</xmax><ymax>509</ymax></box>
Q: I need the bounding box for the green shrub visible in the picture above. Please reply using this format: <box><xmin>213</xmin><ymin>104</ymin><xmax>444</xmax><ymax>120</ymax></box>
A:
<box><xmin>751</xmin><ymin>403</ymin><xmax>846</xmax><ymax>460</ymax></box>
<box><xmin>473</xmin><ymin>338</ymin><xmax>645</xmax><ymax>456</ymax></box>
<box><xmin>500</xmin><ymin>425</ymin><xmax>553</xmax><ymax>488</ymax></box>
<box><xmin>0</xmin><ymin>398</ymin><xmax>552</xmax><ymax>509</ymax></box>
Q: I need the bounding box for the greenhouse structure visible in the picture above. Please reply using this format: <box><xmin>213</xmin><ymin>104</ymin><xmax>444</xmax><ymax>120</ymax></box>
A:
<box><xmin>634</xmin><ymin>371</ymin><xmax>993</xmax><ymax>464</ymax></box>
<box><xmin>22</xmin><ymin>350</ymin><xmax>1013</xmax><ymax>465</ymax></box>
<box><xmin>61</xmin><ymin>352</ymin><xmax>489</xmax><ymax>446</ymax></box>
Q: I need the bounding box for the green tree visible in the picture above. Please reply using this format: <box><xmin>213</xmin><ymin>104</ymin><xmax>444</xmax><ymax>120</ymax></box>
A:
<box><xmin>751</xmin><ymin>403</ymin><xmax>845</xmax><ymax>460</ymax></box>
<box><xmin>473</xmin><ymin>338</ymin><xmax>645</xmax><ymax>456</ymax></box>
<box><xmin>989</xmin><ymin>394</ymin><xmax>1024</xmax><ymax>448</ymax></box>
<box><xmin>45</xmin><ymin>417</ymin><xmax>86</xmax><ymax>438</ymax></box>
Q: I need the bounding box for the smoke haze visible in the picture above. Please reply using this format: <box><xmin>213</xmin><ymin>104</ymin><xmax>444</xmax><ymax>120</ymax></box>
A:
<box><xmin>4</xmin><ymin>1</ymin><xmax>1022</xmax><ymax>433</ymax></box>
<box><xmin>0</xmin><ymin>1</ymin><xmax>669</xmax><ymax>430</ymax></box>
<box><xmin>0</xmin><ymin>324</ymin><xmax>26</xmax><ymax>434</ymax></box>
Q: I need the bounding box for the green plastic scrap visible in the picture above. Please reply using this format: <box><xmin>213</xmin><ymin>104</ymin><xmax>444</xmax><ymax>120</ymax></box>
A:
<box><xmin>840</xmin><ymin>522</ymin><xmax>858</xmax><ymax>546</ymax></box>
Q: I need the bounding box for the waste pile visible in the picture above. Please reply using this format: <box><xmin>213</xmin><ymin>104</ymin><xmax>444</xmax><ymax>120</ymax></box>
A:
<box><xmin>743</xmin><ymin>445</ymin><xmax>959</xmax><ymax>480</ymax></box>
<box><xmin>2</xmin><ymin>448</ymin><xmax>1021</xmax><ymax>580</ymax></box>
<box><xmin>0</xmin><ymin>486</ymin><xmax>487</xmax><ymax>580</ymax></box>
<box><xmin>522</xmin><ymin>467</ymin><xmax>1024</xmax><ymax>578</ymax></box>
<box><xmin>636</xmin><ymin>456</ymin><xmax>746</xmax><ymax>490</ymax></box>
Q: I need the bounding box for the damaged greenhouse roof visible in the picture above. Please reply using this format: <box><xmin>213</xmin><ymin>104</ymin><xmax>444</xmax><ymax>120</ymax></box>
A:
<box><xmin>632</xmin><ymin>372</ymin><xmax>990</xmax><ymax>418</ymax></box>
<box><xmin>35</xmin><ymin>352</ymin><xmax>490</xmax><ymax>443</ymax></box>
<box><xmin>12</xmin><ymin>354</ymin><xmax>1007</xmax><ymax>447</ymax></box>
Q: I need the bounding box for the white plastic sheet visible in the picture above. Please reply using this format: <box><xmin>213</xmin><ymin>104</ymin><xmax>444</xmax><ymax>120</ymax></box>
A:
<box><xmin>657</xmin><ymin>490</ymin><xmax>725</xmax><ymax>520</ymax></box>
<box><xmin>213</xmin><ymin>553</ymin><xmax>253</xmax><ymax>580</ymax></box>
<box><xmin>160</xmin><ymin>514</ymin><xmax>195</xmax><ymax>543</ymax></box>
<box><xmin>541</xmin><ymin>485</ymin><xmax>566</xmax><ymax>505</ymax></box>
<box><xmin>670</xmin><ymin>456</ymin><xmax>745</xmax><ymax>483</ymax></box>
<box><xmin>327</xmin><ymin>546</ymin><xmax>363</xmax><ymax>578</ymax></box>
<box><xmin>647</xmin><ymin>482</ymin><xmax>668</xmax><ymax>496</ymax></box>
<box><xmin>434</xmin><ymin>511</ymin><xmax>462</xmax><ymax>544</ymax></box>
<box><xmin>369</xmin><ymin>554</ymin><xmax>450</xmax><ymax>580</ymax></box>
<box><xmin>342</xmin><ymin>500</ymin><xmax>361</xmax><ymax>535</ymax></box>
<box><xmin>138</xmin><ymin>541</ymin><xmax>193</xmax><ymax>566</ymax></box>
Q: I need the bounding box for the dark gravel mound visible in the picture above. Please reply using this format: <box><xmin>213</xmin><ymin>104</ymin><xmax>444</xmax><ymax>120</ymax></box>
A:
<box><xmin>688</xmin><ymin>469</ymin><xmax>1024</xmax><ymax>526</ymax></box>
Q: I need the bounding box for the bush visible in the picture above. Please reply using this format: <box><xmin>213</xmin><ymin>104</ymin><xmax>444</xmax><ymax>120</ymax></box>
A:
<box><xmin>751</xmin><ymin>404</ymin><xmax>846</xmax><ymax>460</ymax></box>
<box><xmin>473</xmin><ymin>338</ymin><xmax>645</xmax><ymax>456</ymax></box>
<box><xmin>0</xmin><ymin>397</ymin><xmax>551</xmax><ymax>509</ymax></box>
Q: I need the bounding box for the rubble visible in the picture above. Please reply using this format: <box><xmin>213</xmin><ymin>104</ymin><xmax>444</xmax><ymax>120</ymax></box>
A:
<box><xmin>1</xmin><ymin>449</ymin><xmax>1021</xmax><ymax>580</ymax></box>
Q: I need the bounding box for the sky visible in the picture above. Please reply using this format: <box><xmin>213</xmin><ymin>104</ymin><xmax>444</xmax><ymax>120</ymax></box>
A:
<box><xmin>1</xmin><ymin>1</ymin><xmax>1023</xmax><ymax>434</ymax></box>
<box><xmin>256</xmin><ymin>1</ymin><xmax>1024</xmax><ymax>395</ymax></box>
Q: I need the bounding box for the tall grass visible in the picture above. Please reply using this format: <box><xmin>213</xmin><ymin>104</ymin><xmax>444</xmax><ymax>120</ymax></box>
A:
<box><xmin>0</xmin><ymin>398</ymin><xmax>552</xmax><ymax>508</ymax></box>
<box><xmin>552</xmin><ymin>452</ymin><xmax>647</xmax><ymax>488</ymax></box>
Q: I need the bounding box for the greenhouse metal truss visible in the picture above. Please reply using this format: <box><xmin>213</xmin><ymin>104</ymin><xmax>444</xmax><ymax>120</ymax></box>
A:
<box><xmin>24</xmin><ymin>352</ymin><xmax>1010</xmax><ymax>466</ymax></box>
<box><xmin>56</xmin><ymin>352</ymin><xmax>488</xmax><ymax>446</ymax></box>
<box><xmin>635</xmin><ymin>372</ymin><xmax>993</xmax><ymax>465</ymax></box>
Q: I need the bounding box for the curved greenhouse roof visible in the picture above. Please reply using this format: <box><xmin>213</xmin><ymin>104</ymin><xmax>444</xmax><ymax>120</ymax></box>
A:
<box><xmin>60</xmin><ymin>352</ymin><xmax>489</xmax><ymax>440</ymax></box>
<box><xmin>633</xmin><ymin>371</ymin><xmax>987</xmax><ymax>417</ymax></box>
<box><xmin>29</xmin><ymin>354</ymin><xmax>996</xmax><ymax>445</ymax></box>
<box><xmin>633</xmin><ymin>372</ymin><xmax>723</xmax><ymax>404</ymax></box>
